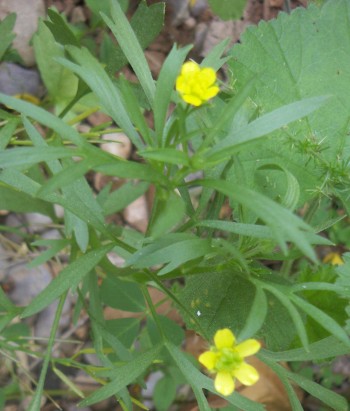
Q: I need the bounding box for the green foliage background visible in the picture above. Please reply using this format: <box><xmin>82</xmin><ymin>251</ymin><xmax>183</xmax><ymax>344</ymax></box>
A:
<box><xmin>0</xmin><ymin>1</ymin><xmax>349</xmax><ymax>410</ymax></box>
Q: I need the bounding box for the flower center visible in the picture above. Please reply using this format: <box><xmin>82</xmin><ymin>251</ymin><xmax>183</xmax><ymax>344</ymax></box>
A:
<box><xmin>215</xmin><ymin>348</ymin><xmax>242</xmax><ymax>372</ymax></box>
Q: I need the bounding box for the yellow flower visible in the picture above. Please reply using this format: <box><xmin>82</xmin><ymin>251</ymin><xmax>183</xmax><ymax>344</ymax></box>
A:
<box><xmin>323</xmin><ymin>252</ymin><xmax>344</xmax><ymax>266</ymax></box>
<box><xmin>199</xmin><ymin>328</ymin><xmax>261</xmax><ymax>396</ymax></box>
<box><xmin>176</xmin><ymin>61</ymin><xmax>219</xmax><ymax>107</ymax></box>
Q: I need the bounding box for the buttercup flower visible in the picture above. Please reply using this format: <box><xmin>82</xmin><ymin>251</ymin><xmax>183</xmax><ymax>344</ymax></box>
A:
<box><xmin>176</xmin><ymin>61</ymin><xmax>219</xmax><ymax>106</ymax></box>
<box><xmin>323</xmin><ymin>252</ymin><xmax>344</xmax><ymax>266</ymax></box>
<box><xmin>199</xmin><ymin>328</ymin><xmax>261</xmax><ymax>396</ymax></box>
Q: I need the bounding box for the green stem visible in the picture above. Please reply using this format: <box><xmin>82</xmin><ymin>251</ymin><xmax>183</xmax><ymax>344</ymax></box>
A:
<box><xmin>27</xmin><ymin>292</ymin><xmax>68</xmax><ymax>411</ymax></box>
<box><xmin>303</xmin><ymin>196</ymin><xmax>321</xmax><ymax>224</ymax></box>
<box><xmin>67</xmin><ymin>106</ymin><xmax>100</xmax><ymax>125</ymax></box>
<box><xmin>145</xmin><ymin>270</ymin><xmax>211</xmax><ymax>341</ymax></box>
<box><xmin>284</xmin><ymin>0</ymin><xmax>291</xmax><ymax>13</ymax></box>
<box><xmin>141</xmin><ymin>285</ymin><xmax>167</xmax><ymax>341</ymax></box>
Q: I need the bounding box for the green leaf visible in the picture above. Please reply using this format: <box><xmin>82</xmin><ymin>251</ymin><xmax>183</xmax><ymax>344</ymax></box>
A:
<box><xmin>45</xmin><ymin>9</ymin><xmax>79</xmax><ymax>46</ymax></box>
<box><xmin>0</xmin><ymin>168</ymin><xmax>109</xmax><ymax>239</ymax></box>
<box><xmin>196</xmin><ymin>220</ymin><xmax>332</xmax><ymax>245</ymax></box>
<box><xmin>177</xmin><ymin>272</ymin><xmax>255</xmax><ymax>339</ymax></box>
<box><xmin>0</xmin><ymin>285</ymin><xmax>15</xmax><ymax>311</ymax></box>
<box><xmin>227</xmin><ymin>0</ymin><xmax>350</xmax><ymax>202</ymax></box>
<box><xmin>153</xmin><ymin>375</ymin><xmax>177</xmax><ymax>411</ymax></box>
<box><xmin>28</xmin><ymin>239</ymin><xmax>70</xmax><ymax>268</ymax></box>
<box><xmin>102</xmin><ymin>0</ymin><xmax>156</xmax><ymax>107</ymax></box>
<box><xmin>79</xmin><ymin>344</ymin><xmax>162</xmax><ymax>407</ymax></box>
<box><xmin>153</xmin><ymin>44</ymin><xmax>192</xmax><ymax>143</ymax></box>
<box><xmin>22</xmin><ymin>116</ymin><xmax>104</xmax><ymax>251</ymax></box>
<box><xmin>139</xmin><ymin>147</ymin><xmax>190</xmax><ymax>166</ymax></box>
<box><xmin>0</xmin><ymin>119</ymin><xmax>19</xmax><ymax>150</ymax></box>
<box><xmin>201</xmin><ymin>38</ymin><xmax>231</xmax><ymax>71</ymax></box>
<box><xmin>95</xmin><ymin>161</ymin><xmax>168</xmax><ymax>184</ymax></box>
<box><xmin>262</xmin><ymin>336</ymin><xmax>350</xmax><ymax>362</ymax></box>
<box><xmin>198</xmin><ymin>179</ymin><xmax>317</xmax><ymax>261</ymax></box>
<box><xmin>335</xmin><ymin>253</ymin><xmax>350</xmax><ymax>297</ymax></box>
<box><xmin>118</xmin><ymin>76</ymin><xmax>153</xmax><ymax>146</ymax></box>
<box><xmin>105</xmin><ymin>318</ymin><xmax>140</xmax><ymax>347</ymax></box>
<box><xmin>148</xmin><ymin>190</ymin><xmax>186</xmax><ymax>238</ymax></box>
<box><xmin>0</xmin><ymin>93</ymin><xmax>85</xmax><ymax>147</ymax></box>
<box><xmin>285</xmin><ymin>367</ymin><xmax>348</xmax><ymax>411</ymax></box>
<box><xmin>258</xmin><ymin>291</ymin><xmax>297</xmax><ymax>352</ymax></box>
<box><xmin>198</xmin><ymin>77</ymin><xmax>257</xmax><ymax>151</ymax></box>
<box><xmin>104</xmin><ymin>1</ymin><xmax>164</xmax><ymax>75</ymax></box>
<box><xmin>85</xmin><ymin>0</ymin><xmax>129</xmax><ymax>19</ymax></box>
<box><xmin>238</xmin><ymin>286</ymin><xmax>267</xmax><ymax>341</ymax></box>
<box><xmin>261</xmin><ymin>356</ymin><xmax>348</xmax><ymax>411</ymax></box>
<box><xmin>103</xmin><ymin>181</ymin><xmax>150</xmax><ymax>216</ymax></box>
<box><xmin>93</xmin><ymin>320</ymin><xmax>132</xmax><ymax>362</ymax></box>
<box><xmin>147</xmin><ymin>315</ymin><xmax>185</xmax><ymax>346</ymax></box>
<box><xmin>0</xmin><ymin>13</ymin><xmax>16</xmax><ymax>60</ymax></box>
<box><xmin>0</xmin><ymin>146</ymin><xmax>82</xmax><ymax>168</ymax></box>
<box><xmin>100</xmin><ymin>276</ymin><xmax>146</xmax><ymax>312</ymax></box>
<box><xmin>261</xmin><ymin>284</ymin><xmax>309</xmax><ymax>351</ymax></box>
<box><xmin>0</xmin><ymin>311</ymin><xmax>21</xmax><ymax>333</ymax></box>
<box><xmin>21</xmin><ymin>244</ymin><xmax>114</xmax><ymax>318</ymax></box>
<box><xmin>58</xmin><ymin>47</ymin><xmax>143</xmax><ymax>149</ymax></box>
<box><xmin>33</xmin><ymin>21</ymin><xmax>78</xmax><ymax>105</ymax></box>
<box><xmin>36</xmin><ymin>156</ymin><xmax>107</xmax><ymax>197</ymax></box>
<box><xmin>256</xmin><ymin>163</ymin><xmax>300</xmax><ymax>210</ymax></box>
<box><xmin>2</xmin><ymin>323</ymin><xmax>30</xmax><ymax>340</ymax></box>
<box><xmin>52</xmin><ymin>366</ymin><xmax>84</xmax><ymax>398</ymax></box>
<box><xmin>290</xmin><ymin>294</ymin><xmax>350</xmax><ymax>348</ymax></box>
<box><xmin>125</xmin><ymin>237</ymin><xmax>213</xmax><ymax>276</ymax></box>
<box><xmin>208</xmin><ymin>0</ymin><xmax>247</xmax><ymax>20</ymax></box>
<box><xmin>206</xmin><ymin>95</ymin><xmax>329</xmax><ymax>163</ymax></box>
<box><xmin>0</xmin><ymin>186</ymin><xmax>53</xmax><ymax>216</ymax></box>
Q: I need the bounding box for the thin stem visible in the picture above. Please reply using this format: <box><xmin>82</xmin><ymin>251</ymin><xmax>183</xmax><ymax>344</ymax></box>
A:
<box><xmin>284</xmin><ymin>0</ymin><xmax>292</xmax><ymax>13</ymax></box>
<box><xmin>27</xmin><ymin>292</ymin><xmax>68</xmax><ymax>411</ymax></box>
<box><xmin>141</xmin><ymin>285</ymin><xmax>167</xmax><ymax>341</ymax></box>
<box><xmin>67</xmin><ymin>106</ymin><xmax>100</xmax><ymax>125</ymax></box>
<box><xmin>145</xmin><ymin>270</ymin><xmax>211</xmax><ymax>341</ymax></box>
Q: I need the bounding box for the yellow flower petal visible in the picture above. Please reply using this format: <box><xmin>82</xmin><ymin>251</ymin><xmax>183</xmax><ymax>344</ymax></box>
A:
<box><xmin>176</xmin><ymin>61</ymin><xmax>219</xmax><ymax>106</ymax></box>
<box><xmin>182</xmin><ymin>94</ymin><xmax>203</xmax><ymax>106</ymax></box>
<box><xmin>215</xmin><ymin>371</ymin><xmax>235</xmax><ymax>396</ymax></box>
<box><xmin>235</xmin><ymin>362</ymin><xmax>259</xmax><ymax>386</ymax></box>
<box><xmin>181</xmin><ymin>61</ymin><xmax>200</xmax><ymax>75</ymax></box>
<box><xmin>235</xmin><ymin>339</ymin><xmax>261</xmax><ymax>358</ymax></box>
<box><xmin>175</xmin><ymin>77</ymin><xmax>188</xmax><ymax>94</ymax></box>
<box><xmin>198</xmin><ymin>351</ymin><xmax>217</xmax><ymax>370</ymax></box>
<box><xmin>203</xmin><ymin>86</ymin><xmax>220</xmax><ymax>100</ymax></box>
<box><xmin>198</xmin><ymin>68</ymin><xmax>216</xmax><ymax>87</ymax></box>
<box><xmin>323</xmin><ymin>252</ymin><xmax>344</xmax><ymax>265</ymax></box>
<box><xmin>214</xmin><ymin>328</ymin><xmax>235</xmax><ymax>349</ymax></box>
